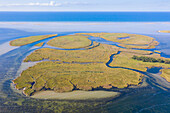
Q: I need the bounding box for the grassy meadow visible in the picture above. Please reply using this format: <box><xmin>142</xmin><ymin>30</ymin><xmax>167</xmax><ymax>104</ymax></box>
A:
<box><xmin>47</xmin><ymin>35</ymin><xmax>91</xmax><ymax>49</ymax></box>
<box><xmin>13</xmin><ymin>61</ymin><xmax>142</xmax><ymax>96</ymax></box>
<box><xmin>34</xmin><ymin>42</ymin><xmax>45</xmax><ymax>47</ymax></box>
<box><xmin>12</xmin><ymin>33</ymin><xmax>170</xmax><ymax>97</ymax></box>
<box><xmin>10</xmin><ymin>34</ymin><xmax>57</xmax><ymax>46</ymax></box>
<box><xmin>158</xmin><ymin>30</ymin><xmax>170</xmax><ymax>33</ymax></box>
<box><xmin>160</xmin><ymin>69</ymin><xmax>170</xmax><ymax>82</ymax></box>
<box><xmin>110</xmin><ymin>52</ymin><xmax>170</xmax><ymax>72</ymax></box>
<box><xmin>24</xmin><ymin>43</ymin><xmax>119</xmax><ymax>63</ymax></box>
<box><xmin>78</xmin><ymin>33</ymin><xmax>159</xmax><ymax>49</ymax></box>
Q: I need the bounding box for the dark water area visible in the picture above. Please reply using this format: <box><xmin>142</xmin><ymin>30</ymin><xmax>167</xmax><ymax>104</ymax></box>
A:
<box><xmin>1</xmin><ymin>12</ymin><xmax>170</xmax><ymax>22</ymax></box>
<box><xmin>118</xmin><ymin>36</ymin><xmax>130</xmax><ymax>40</ymax></box>
<box><xmin>147</xmin><ymin>67</ymin><xmax>163</xmax><ymax>74</ymax></box>
<box><xmin>0</xmin><ymin>27</ymin><xmax>170</xmax><ymax>112</ymax></box>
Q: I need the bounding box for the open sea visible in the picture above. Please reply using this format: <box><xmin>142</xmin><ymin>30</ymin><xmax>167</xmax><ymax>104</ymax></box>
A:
<box><xmin>0</xmin><ymin>12</ymin><xmax>170</xmax><ymax>22</ymax></box>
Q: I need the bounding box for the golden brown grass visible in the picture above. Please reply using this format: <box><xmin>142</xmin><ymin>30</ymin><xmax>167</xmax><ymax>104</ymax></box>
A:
<box><xmin>154</xmin><ymin>50</ymin><xmax>162</xmax><ymax>53</ymax></box>
<box><xmin>160</xmin><ymin>69</ymin><xmax>170</xmax><ymax>82</ymax></box>
<box><xmin>34</xmin><ymin>42</ymin><xmax>45</xmax><ymax>47</ymax></box>
<box><xmin>13</xmin><ymin>33</ymin><xmax>170</xmax><ymax>97</ymax></box>
<box><xmin>13</xmin><ymin>61</ymin><xmax>143</xmax><ymax>96</ymax></box>
<box><xmin>120</xmin><ymin>48</ymin><xmax>153</xmax><ymax>55</ymax></box>
<box><xmin>77</xmin><ymin>33</ymin><xmax>159</xmax><ymax>49</ymax></box>
<box><xmin>110</xmin><ymin>52</ymin><xmax>170</xmax><ymax>72</ymax></box>
<box><xmin>119</xmin><ymin>42</ymin><xmax>158</xmax><ymax>49</ymax></box>
<box><xmin>158</xmin><ymin>30</ymin><xmax>170</xmax><ymax>33</ymax></box>
<box><xmin>47</xmin><ymin>35</ymin><xmax>91</xmax><ymax>49</ymax></box>
<box><xmin>10</xmin><ymin>34</ymin><xmax>57</xmax><ymax>46</ymax></box>
<box><xmin>24</xmin><ymin>43</ymin><xmax>119</xmax><ymax>63</ymax></box>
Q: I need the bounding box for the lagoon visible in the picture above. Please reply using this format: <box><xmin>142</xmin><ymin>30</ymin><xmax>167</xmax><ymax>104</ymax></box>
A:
<box><xmin>0</xmin><ymin>22</ymin><xmax>170</xmax><ymax>113</ymax></box>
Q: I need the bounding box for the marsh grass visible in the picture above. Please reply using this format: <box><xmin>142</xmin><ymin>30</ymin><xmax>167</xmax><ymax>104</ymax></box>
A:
<box><xmin>47</xmin><ymin>35</ymin><xmax>91</xmax><ymax>49</ymax></box>
<box><xmin>78</xmin><ymin>33</ymin><xmax>159</xmax><ymax>49</ymax></box>
<box><xmin>160</xmin><ymin>69</ymin><xmax>170</xmax><ymax>82</ymax></box>
<box><xmin>110</xmin><ymin>52</ymin><xmax>170</xmax><ymax>72</ymax></box>
<box><xmin>158</xmin><ymin>30</ymin><xmax>170</xmax><ymax>33</ymax></box>
<box><xmin>10</xmin><ymin>34</ymin><xmax>57</xmax><ymax>46</ymax></box>
<box><xmin>12</xmin><ymin>33</ymin><xmax>169</xmax><ymax>97</ymax></box>
<box><xmin>24</xmin><ymin>43</ymin><xmax>118</xmax><ymax>63</ymax></box>
<box><xmin>35</xmin><ymin>42</ymin><xmax>45</xmax><ymax>47</ymax></box>
<box><xmin>13</xmin><ymin>61</ymin><xmax>142</xmax><ymax>96</ymax></box>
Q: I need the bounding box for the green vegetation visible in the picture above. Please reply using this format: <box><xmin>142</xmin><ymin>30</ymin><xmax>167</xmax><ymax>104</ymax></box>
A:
<box><xmin>10</xmin><ymin>34</ymin><xmax>57</xmax><ymax>46</ymax></box>
<box><xmin>77</xmin><ymin>33</ymin><xmax>159</xmax><ymax>49</ymax></box>
<box><xmin>13</xmin><ymin>61</ymin><xmax>142</xmax><ymax>96</ymax></box>
<box><xmin>13</xmin><ymin>33</ymin><xmax>170</xmax><ymax>97</ymax></box>
<box><xmin>132</xmin><ymin>55</ymin><xmax>170</xmax><ymax>64</ymax></box>
<box><xmin>120</xmin><ymin>48</ymin><xmax>153</xmax><ymax>55</ymax></box>
<box><xmin>110</xmin><ymin>52</ymin><xmax>170</xmax><ymax>72</ymax></box>
<box><xmin>160</xmin><ymin>69</ymin><xmax>170</xmax><ymax>82</ymax></box>
<box><xmin>24</xmin><ymin>43</ymin><xmax>118</xmax><ymax>63</ymax></box>
<box><xmin>34</xmin><ymin>42</ymin><xmax>45</xmax><ymax>47</ymax></box>
<box><xmin>158</xmin><ymin>30</ymin><xmax>170</xmax><ymax>33</ymax></box>
<box><xmin>47</xmin><ymin>35</ymin><xmax>91</xmax><ymax>49</ymax></box>
<box><xmin>119</xmin><ymin>42</ymin><xmax>158</xmax><ymax>49</ymax></box>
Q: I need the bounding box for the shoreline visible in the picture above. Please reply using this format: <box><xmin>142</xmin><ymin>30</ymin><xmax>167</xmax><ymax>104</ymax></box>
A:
<box><xmin>31</xmin><ymin>90</ymin><xmax>120</xmax><ymax>100</ymax></box>
<box><xmin>13</xmin><ymin>62</ymin><xmax>121</xmax><ymax>100</ymax></box>
<box><xmin>13</xmin><ymin>60</ymin><xmax>148</xmax><ymax>99</ymax></box>
<box><xmin>11</xmin><ymin>31</ymin><xmax>169</xmax><ymax>100</ymax></box>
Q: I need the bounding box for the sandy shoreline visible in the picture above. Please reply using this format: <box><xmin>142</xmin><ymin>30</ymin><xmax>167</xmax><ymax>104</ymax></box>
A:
<box><xmin>31</xmin><ymin>90</ymin><xmax>120</xmax><ymax>100</ymax></box>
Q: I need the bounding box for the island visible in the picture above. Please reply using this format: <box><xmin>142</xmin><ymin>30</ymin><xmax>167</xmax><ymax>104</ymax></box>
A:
<box><xmin>12</xmin><ymin>33</ymin><xmax>170</xmax><ymax>98</ymax></box>
<box><xmin>77</xmin><ymin>33</ymin><xmax>159</xmax><ymax>49</ymax></box>
<box><xmin>10</xmin><ymin>34</ymin><xmax>57</xmax><ymax>46</ymax></box>
<box><xmin>47</xmin><ymin>35</ymin><xmax>92</xmax><ymax>49</ymax></box>
<box><xmin>158</xmin><ymin>30</ymin><xmax>170</xmax><ymax>33</ymax></box>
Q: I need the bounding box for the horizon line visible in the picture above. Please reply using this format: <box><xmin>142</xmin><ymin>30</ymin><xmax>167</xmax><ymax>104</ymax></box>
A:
<box><xmin>1</xmin><ymin>11</ymin><xmax>170</xmax><ymax>12</ymax></box>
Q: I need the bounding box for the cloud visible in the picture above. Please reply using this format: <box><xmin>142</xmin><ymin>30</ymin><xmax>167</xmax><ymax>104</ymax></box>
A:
<box><xmin>0</xmin><ymin>1</ymin><xmax>88</xmax><ymax>7</ymax></box>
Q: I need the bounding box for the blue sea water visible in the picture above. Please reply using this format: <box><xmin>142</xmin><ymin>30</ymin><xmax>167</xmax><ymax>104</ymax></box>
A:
<box><xmin>0</xmin><ymin>12</ymin><xmax>170</xmax><ymax>22</ymax></box>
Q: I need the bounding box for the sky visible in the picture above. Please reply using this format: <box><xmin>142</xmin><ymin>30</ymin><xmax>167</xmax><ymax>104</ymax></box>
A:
<box><xmin>0</xmin><ymin>0</ymin><xmax>170</xmax><ymax>11</ymax></box>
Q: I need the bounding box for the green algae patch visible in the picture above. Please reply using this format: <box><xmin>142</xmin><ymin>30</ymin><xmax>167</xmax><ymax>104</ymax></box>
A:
<box><xmin>47</xmin><ymin>35</ymin><xmax>91</xmax><ymax>49</ymax></box>
<box><xmin>110</xmin><ymin>52</ymin><xmax>170</xmax><ymax>72</ymax></box>
<box><xmin>160</xmin><ymin>69</ymin><xmax>170</xmax><ymax>82</ymax></box>
<box><xmin>24</xmin><ymin>43</ymin><xmax>119</xmax><ymax>63</ymax></box>
<box><xmin>13</xmin><ymin>61</ymin><xmax>142</xmax><ymax>96</ymax></box>
<box><xmin>10</xmin><ymin>34</ymin><xmax>57</xmax><ymax>46</ymax></box>
<box><xmin>34</xmin><ymin>42</ymin><xmax>45</xmax><ymax>47</ymax></box>
<box><xmin>78</xmin><ymin>33</ymin><xmax>159</xmax><ymax>49</ymax></box>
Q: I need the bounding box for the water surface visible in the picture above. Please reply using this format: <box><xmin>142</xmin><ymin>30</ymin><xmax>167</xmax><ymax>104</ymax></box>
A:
<box><xmin>0</xmin><ymin>22</ymin><xmax>169</xmax><ymax>113</ymax></box>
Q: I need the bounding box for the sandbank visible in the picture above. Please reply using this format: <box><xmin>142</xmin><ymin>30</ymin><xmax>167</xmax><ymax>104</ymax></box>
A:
<box><xmin>31</xmin><ymin>90</ymin><xmax>120</xmax><ymax>100</ymax></box>
<box><xmin>0</xmin><ymin>41</ymin><xmax>19</xmax><ymax>56</ymax></box>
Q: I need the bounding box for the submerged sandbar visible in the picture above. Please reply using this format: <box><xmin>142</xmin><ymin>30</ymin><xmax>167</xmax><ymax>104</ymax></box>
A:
<box><xmin>31</xmin><ymin>91</ymin><xmax>120</xmax><ymax>100</ymax></box>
